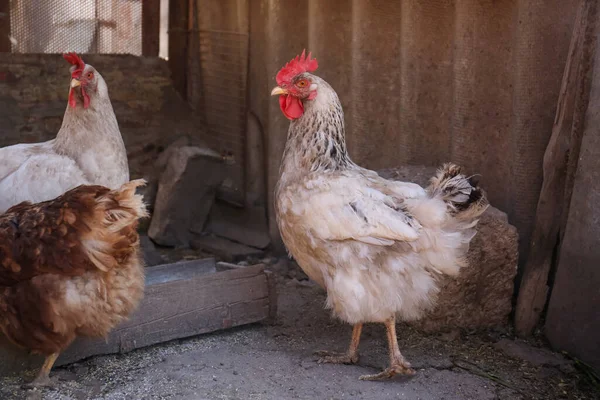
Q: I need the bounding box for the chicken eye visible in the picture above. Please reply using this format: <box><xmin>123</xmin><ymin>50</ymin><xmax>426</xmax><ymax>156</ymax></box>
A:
<box><xmin>296</xmin><ymin>80</ymin><xmax>308</xmax><ymax>88</ymax></box>
<box><xmin>87</xmin><ymin>72</ymin><xmax>94</xmax><ymax>79</ymax></box>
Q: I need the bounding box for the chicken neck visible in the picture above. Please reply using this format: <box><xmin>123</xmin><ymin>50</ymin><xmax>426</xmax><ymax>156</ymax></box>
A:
<box><xmin>51</xmin><ymin>92</ymin><xmax>129</xmax><ymax>187</ymax></box>
<box><xmin>277</xmin><ymin>77</ymin><xmax>355</xmax><ymax>188</ymax></box>
<box><xmin>53</xmin><ymin>96</ymin><xmax>123</xmax><ymax>156</ymax></box>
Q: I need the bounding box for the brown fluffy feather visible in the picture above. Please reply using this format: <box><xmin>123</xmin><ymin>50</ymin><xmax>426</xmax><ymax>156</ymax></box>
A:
<box><xmin>0</xmin><ymin>180</ymin><xmax>147</xmax><ymax>355</ymax></box>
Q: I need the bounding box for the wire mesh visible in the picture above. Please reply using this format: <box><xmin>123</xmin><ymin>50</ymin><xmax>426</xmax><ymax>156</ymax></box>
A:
<box><xmin>193</xmin><ymin>28</ymin><xmax>249</xmax><ymax>196</ymax></box>
<box><xmin>9</xmin><ymin>0</ymin><xmax>142</xmax><ymax>54</ymax></box>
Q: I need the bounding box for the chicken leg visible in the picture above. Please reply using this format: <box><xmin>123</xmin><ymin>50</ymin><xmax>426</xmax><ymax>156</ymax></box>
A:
<box><xmin>315</xmin><ymin>323</ymin><xmax>362</xmax><ymax>364</ymax></box>
<box><xmin>25</xmin><ymin>353</ymin><xmax>59</xmax><ymax>388</ymax></box>
<box><xmin>359</xmin><ymin>317</ymin><xmax>415</xmax><ymax>381</ymax></box>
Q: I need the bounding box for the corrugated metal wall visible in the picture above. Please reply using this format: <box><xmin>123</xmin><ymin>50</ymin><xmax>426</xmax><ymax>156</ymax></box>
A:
<box><xmin>194</xmin><ymin>0</ymin><xmax>577</xmax><ymax>259</ymax></box>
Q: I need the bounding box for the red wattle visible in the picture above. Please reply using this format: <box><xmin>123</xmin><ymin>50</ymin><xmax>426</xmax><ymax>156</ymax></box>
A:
<box><xmin>279</xmin><ymin>95</ymin><xmax>304</xmax><ymax>120</ymax></box>
<box><xmin>68</xmin><ymin>89</ymin><xmax>76</xmax><ymax>108</ymax></box>
<box><xmin>82</xmin><ymin>88</ymin><xmax>90</xmax><ymax>109</ymax></box>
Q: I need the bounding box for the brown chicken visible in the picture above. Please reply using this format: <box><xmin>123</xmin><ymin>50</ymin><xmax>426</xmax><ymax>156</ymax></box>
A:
<box><xmin>272</xmin><ymin>51</ymin><xmax>488</xmax><ymax>380</ymax></box>
<box><xmin>0</xmin><ymin>180</ymin><xmax>147</xmax><ymax>387</ymax></box>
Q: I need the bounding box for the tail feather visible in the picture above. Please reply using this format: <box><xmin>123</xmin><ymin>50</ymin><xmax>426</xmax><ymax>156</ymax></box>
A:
<box><xmin>82</xmin><ymin>179</ymin><xmax>148</xmax><ymax>271</ymax></box>
<box><xmin>96</xmin><ymin>179</ymin><xmax>149</xmax><ymax>231</ymax></box>
<box><xmin>428</xmin><ymin>163</ymin><xmax>488</xmax><ymax>220</ymax></box>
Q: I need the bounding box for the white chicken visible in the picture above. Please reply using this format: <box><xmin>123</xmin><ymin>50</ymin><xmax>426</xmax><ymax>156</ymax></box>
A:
<box><xmin>0</xmin><ymin>52</ymin><xmax>129</xmax><ymax>213</ymax></box>
<box><xmin>272</xmin><ymin>51</ymin><xmax>488</xmax><ymax>380</ymax></box>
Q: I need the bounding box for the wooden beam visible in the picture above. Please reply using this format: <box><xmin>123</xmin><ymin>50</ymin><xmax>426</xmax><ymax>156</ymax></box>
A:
<box><xmin>142</xmin><ymin>0</ymin><xmax>161</xmax><ymax>56</ymax></box>
<box><xmin>514</xmin><ymin>0</ymin><xmax>597</xmax><ymax>337</ymax></box>
<box><xmin>0</xmin><ymin>0</ymin><xmax>11</xmax><ymax>52</ymax></box>
<box><xmin>168</xmin><ymin>0</ymin><xmax>189</xmax><ymax>98</ymax></box>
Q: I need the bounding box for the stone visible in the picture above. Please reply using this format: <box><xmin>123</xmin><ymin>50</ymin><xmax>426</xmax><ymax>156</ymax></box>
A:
<box><xmin>204</xmin><ymin>201</ymin><xmax>271</xmax><ymax>249</ymax></box>
<box><xmin>378</xmin><ymin>165</ymin><xmax>519</xmax><ymax>332</ymax></box>
<box><xmin>140</xmin><ymin>235</ymin><xmax>163</xmax><ymax>267</ymax></box>
<box><xmin>148</xmin><ymin>146</ymin><xmax>231</xmax><ymax>247</ymax></box>
<box><xmin>190</xmin><ymin>235</ymin><xmax>265</xmax><ymax>262</ymax></box>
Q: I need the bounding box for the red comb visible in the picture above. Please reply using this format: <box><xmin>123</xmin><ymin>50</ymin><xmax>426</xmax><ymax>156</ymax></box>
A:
<box><xmin>276</xmin><ymin>50</ymin><xmax>318</xmax><ymax>85</ymax></box>
<box><xmin>63</xmin><ymin>52</ymin><xmax>85</xmax><ymax>78</ymax></box>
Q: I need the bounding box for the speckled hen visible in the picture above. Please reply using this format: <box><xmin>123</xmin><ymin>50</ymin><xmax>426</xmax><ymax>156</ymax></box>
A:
<box><xmin>272</xmin><ymin>51</ymin><xmax>488</xmax><ymax>380</ymax></box>
<box><xmin>0</xmin><ymin>180</ymin><xmax>147</xmax><ymax>387</ymax></box>
<box><xmin>0</xmin><ymin>52</ymin><xmax>129</xmax><ymax>213</ymax></box>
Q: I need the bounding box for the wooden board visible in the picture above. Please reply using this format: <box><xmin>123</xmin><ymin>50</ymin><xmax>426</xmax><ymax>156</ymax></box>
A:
<box><xmin>168</xmin><ymin>0</ymin><xmax>189</xmax><ymax>98</ymax></box>
<box><xmin>514</xmin><ymin>0</ymin><xmax>596</xmax><ymax>336</ymax></box>
<box><xmin>0</xmin><ymin>0</ymin><xmax>10</xmax><ymax>53</ymax></box>
<box><xmin>191</xmin><ymin>235</ymin><xmax>265</xmax><ymax>262</ymax></box>
<box><xmin>0</xmin><ymin>259</ymin><xmax>276</xmax><ymax>377</ymax></box>
<box><xmin>142</xmin><ymin>0</ymin><xmax>161</xmax><ymax>56</ymax></box>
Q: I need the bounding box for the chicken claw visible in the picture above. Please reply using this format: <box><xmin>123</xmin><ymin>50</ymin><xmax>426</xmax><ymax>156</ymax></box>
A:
<box><xmin>359</xmin><ymin>363</ymin><xmax>416</xmax><ymax>381</ymax></box>
<box><xmin>22</xmin><ymin>376</ymin><xmax>55</xmax><ymax>389</ymax></box>
<box><xmin>315</xmin><ymin>323</ymin><xmax>363</xmax><ymax>365</ymax></box>
<box><xmin>359</xmin><ymin>317</ymin><xmax>416</xmax><ymax>381</ymax></box>
<box><xmin>315</xmin><ymin>350</ymin><xmax>359</xmax><ymax>365</ymax></box>
<box><xmin>22</xmin><ymin>353</ymin><xmax>59</xmax><ymax>389</ymax></box>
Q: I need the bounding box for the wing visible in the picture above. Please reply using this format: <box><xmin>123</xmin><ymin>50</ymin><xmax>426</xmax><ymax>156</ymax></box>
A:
<box><xmin>0</xmin><ymin>143</ymin><xmax>40</xmax><ymax>182</ymax></box>
<box><xmin>0</xmin><ymin>142</ymin><xmax>89</xmax><ymax>213</ymax></box>
<box><xmin>288</xmin><ymin>173</ymin><xmax>423</xmax><ymax>246</ymax></box>
<box><xmin>0</xmin><ymin>185</ymin><xmax>109</xmax><ymax>286</ymax></box>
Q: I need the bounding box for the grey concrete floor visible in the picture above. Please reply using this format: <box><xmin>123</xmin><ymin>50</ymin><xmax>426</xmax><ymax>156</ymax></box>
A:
<box><xmin>0</xmin><ymin>279</ymin><xmax>596</xmax><ymax>400</ymax></box>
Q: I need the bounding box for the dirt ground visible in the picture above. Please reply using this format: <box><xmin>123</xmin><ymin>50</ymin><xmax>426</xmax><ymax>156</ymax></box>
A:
<box><xmin>1</xmin><ymin>276</ymin><xmax>598</xmax><ymax>400</ymax></box>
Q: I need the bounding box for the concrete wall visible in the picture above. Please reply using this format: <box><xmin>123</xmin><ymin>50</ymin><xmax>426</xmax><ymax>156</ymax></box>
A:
<box><xmin>239</xmin><ymin>0</ymin><xmax>577</xmax><ymax>257</ymax></box>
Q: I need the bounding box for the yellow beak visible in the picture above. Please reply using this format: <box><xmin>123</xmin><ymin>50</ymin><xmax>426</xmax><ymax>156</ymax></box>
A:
<box><xmin>271</xmin><ymin>86</ymin><xmax>287</xmax><ymax>96</ymax></box>
<box><xmin>70</xmin><ymin>79</ymin><xmax>81</xmax><ymax>88</ymax></box>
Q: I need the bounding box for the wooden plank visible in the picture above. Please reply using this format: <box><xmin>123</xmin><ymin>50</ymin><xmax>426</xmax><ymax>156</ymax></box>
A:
<box><xmin>514</xmin><ymin>0</ymin><xmax>596</xmax><ymax>337</ymax></box>
<box><xmin>0</xmin><ymin>261</ymin><xmax>273</xmax><ymax>376</ymax></box>
<box><xmin>142</xmin><ymin>0</ymin><xmax>161</xmax><ymax>56</ymax></box>
<box><xmin>264</xmin><ymin>270</ymin><xmax>278</xmax><ymax>324</ymax></box>
<box><xmin>145</xmin><ymin>258</ymin><xmax>217</xmax><ymax>285</ymax></box>
<box><xmin>0</xmin><ymin>0</ymin><xmax>10</xmax><ymax>52</ymax></box>
<box><xmin>191</xmin><ymin>235</ymin><xmax>265</xmax><ymax>262</ymax></box>
<box><xmin>168</xmin><ymin>0</ymin><xmax>189</xmax><ymax>97</ymax></box>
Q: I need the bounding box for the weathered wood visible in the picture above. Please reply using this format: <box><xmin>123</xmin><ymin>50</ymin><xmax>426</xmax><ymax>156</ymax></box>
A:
<box><xmin>0</xmin><ymin>0</ymin><xmax>10</xmax><ymax>52</ymax></box>
<box><xmin>0</xmin><ymin>260</ymin><xmax>274</xmax><ymax>376</ymax></box>
<box><xmin>191</xmin><ymin>235</ymin><xmax>265</xmax><ymax>262</ymax></box>
<box><xmin>142</xmin><ymin>0</ymin><xmax>161</xmax><ymax>56</ymax></box>
<box><xmin>514</xmin><ymin>0</ymin><xmax>596</xmax><ymax>337</ymax></box>
<box><xmin>168</xmin><ymin>0</ymin><xmax>189</xmax><ymax>97</ymax></box>
<box><xmin>264</xmin><ymin>270</ymin><xmax>279</xmax><ymax>324</ymax></box>
<box><xmin>145</xmin><ymin>258</ymin><xmax>217</xmax><ymax>285</ymax></box>
<box><xmin>545</xmin><ymin>8</ymin><xmax>600</xmax><ymax>369</ymax></box>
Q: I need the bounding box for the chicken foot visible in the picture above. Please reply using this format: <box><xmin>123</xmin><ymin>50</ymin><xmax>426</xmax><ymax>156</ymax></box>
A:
<box><xmin>24</xmin><ymin>353</ymin><xmax>60</xmax><ymax>388</ymax></box>
<box><xmin>359</xmin><ymin>317</ymin><xmax>415</xmax><ymax>381</ymax></box>
<box><xmin>315</xmin><ymin>323</ymin><xmax>362</xmax><ymax>364</ymax></box>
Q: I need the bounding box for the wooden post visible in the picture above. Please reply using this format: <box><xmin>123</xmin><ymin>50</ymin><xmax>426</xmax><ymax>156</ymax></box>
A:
<box><xmin>168</xmin><ymin>0</ymin><xmax>189</xmax><ymax>98</ymax></box>
<box><xmin>0</xmin><ymin>0</ymin><xmax>11</xmax><ymax>52</ymax></box>
<box><xmin>514</xmin><ymin>0</ymin><xmax>597</xmax><ymax>337</ymax></box>
<box><xmin>142</xmin><ymin>0</ymin><xmax>161</xmax><ymax>56</ymax></box>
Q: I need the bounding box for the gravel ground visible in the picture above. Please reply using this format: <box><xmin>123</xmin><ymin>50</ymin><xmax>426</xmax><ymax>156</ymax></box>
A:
<box><xmin>1</xmin><ymin>278</ymin><xmax>597</xmax><ymax>400</ymax></box>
